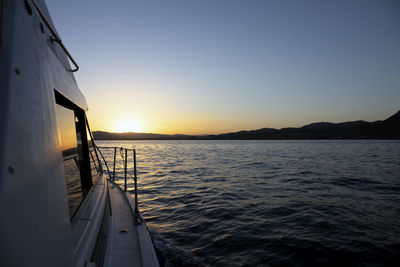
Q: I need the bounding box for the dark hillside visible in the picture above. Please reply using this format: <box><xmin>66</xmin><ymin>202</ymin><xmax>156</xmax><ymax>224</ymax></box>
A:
<box><xmin>93</xmin><ymin>111</ymin><xmax>400</xmax><ymax>140</ymax></box>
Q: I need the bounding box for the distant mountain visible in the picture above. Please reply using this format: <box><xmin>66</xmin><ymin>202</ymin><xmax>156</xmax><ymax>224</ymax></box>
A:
<box><xmin>207</xmin><ymin>110</ymin><xmax>400</xmax><ymax>139</ymax></box>
<box><xmin>93</xmin><ymin>131</ymin><xmax>198</xmax><ymax>140</ymax></box>
<box><xmin>93</xmin><ymin>110</ymin><xmax>400</xmax><ymax>140</ymax></box>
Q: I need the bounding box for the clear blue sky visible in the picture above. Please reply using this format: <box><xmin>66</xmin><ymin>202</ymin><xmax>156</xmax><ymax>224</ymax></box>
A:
<box><xmin>47</xmin><ymin>0</ymin><xmax>400</xmax><ymax>134</ymax></box>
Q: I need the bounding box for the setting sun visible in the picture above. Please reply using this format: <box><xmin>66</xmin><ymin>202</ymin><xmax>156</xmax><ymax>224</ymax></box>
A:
<box><xmin>115</xmin><ymin>120</ymin><xmax>143</xmax><ymax>133</ymax></box>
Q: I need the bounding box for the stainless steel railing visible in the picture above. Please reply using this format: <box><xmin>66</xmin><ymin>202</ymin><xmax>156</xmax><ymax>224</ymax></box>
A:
<box><xmin>31</xmin><ymin>0</ymin><xmax>79</xmax><ymax>72</ymax></box>
<box><xmin>97</xmin><ymin>146</ymin><xmax>140</xmax><ymax>222</ymax></box>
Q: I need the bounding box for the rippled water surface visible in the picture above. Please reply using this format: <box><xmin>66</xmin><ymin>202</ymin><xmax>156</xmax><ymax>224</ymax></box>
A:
<box><xmin>97</xmin><ymin>140</ymin><xmax>400</xmax><ymax>266</ymax></box>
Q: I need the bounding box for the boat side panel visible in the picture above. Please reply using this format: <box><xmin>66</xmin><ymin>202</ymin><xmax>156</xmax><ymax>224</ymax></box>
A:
<box><xmin>71</xmin><ymin>175</ymin><xmax>108</xmax><ymax>267</ymax></box>
<box><xmin>0</xmin><ymin>0</ymin><xmax>14</xmax><ymax>194</ymax></box>
<box><xmin>0</xmin><ymin>0</ymin><xmax>87</xmax><ymax>266</ymax></box>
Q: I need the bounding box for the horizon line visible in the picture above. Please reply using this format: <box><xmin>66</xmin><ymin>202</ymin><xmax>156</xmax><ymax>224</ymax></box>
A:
<box><xmin>92</xmin><ymin>109</ymin><xmax>400</xmax><ymax>136</ymax></box>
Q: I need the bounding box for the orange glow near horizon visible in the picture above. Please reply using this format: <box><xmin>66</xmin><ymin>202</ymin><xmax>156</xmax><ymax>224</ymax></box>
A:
<box><xmin>84</xmin><ymin>86</ymin><xmax>388</xmax><ymax>136</ymax></box>
<box><xmin>115</xmin><ymin>120</ymin><xmax>144</xmax><ymax>133</ymax></box>
<box><xmin>87</xmin><ymin>110</ymin><xmax>284</xmax><ymax>135</ymax></box>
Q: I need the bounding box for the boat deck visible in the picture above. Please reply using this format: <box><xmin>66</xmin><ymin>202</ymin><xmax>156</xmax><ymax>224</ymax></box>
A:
<box><xmin>107</xmin><ymin>180</ymin><xmax>159</xmax><ymax>267</ymax></box>
<box><xmin>108</xmin><ymin>181</ymin><xmax>142</xmax><ymax>266</ymax></box>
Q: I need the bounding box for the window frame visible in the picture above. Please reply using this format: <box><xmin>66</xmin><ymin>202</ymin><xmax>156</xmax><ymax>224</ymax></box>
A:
<box><xmin>55</xmin><ymin>90</ymin><xmax>93</xmax><ymax>219</ymax></box>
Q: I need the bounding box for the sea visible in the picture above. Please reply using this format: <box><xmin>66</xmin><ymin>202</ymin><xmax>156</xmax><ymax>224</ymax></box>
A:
<box><xmin>96</xmin><ymin>140</ymin><xmax>400</xmax><ymax>266</ymax></box>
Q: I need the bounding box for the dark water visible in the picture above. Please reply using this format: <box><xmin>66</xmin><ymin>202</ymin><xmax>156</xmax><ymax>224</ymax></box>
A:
<box><xmin>97</xmin><ymin>140</ymin><xmax>400</xmax><ymax>266</ymax></box>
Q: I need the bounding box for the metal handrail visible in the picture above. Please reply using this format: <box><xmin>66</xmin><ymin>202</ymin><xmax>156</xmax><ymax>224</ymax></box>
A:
<box><xmin>97</xmin><ymin>146</ymin><xmax>140</xmax><ymax>223</ymax></box>
<box><xmin>31</xmin><ymin>0</ymin><xmax>79</xmax><ymax>72</ymax></box>
<box><xmin>85</xmin><ymin>115</ymin><xmax>112</xmax><ymax>179</ymax></box>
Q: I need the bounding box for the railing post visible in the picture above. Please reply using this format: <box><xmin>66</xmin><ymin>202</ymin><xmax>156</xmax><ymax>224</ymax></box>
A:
<box><xmin>133</xmin><ymin>149</ymin><xmax>141</xmax><ymax>224</ymax></box>
<box><xmin>95</xmin><ymin>146</ymin><xmax>112</xmax><ymax>180</ymax></box>
<box><xmin>124</xmin><ymin>148</ymin><xmax>127</xmax><ymax>192</ymax></box>
<box><xmin>133</xmin><ymin>150</ymin><xmax>138</xmax><ymax>206</ymax></box>
<box><xmin>113</xmin><ymin>147</ymin><xmax>116</xmax><ymax>181</ymax></box>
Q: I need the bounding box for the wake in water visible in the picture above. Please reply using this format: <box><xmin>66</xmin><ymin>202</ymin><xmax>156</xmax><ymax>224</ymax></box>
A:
<box><xmin>150</xmin><ymin>230</ymin><xmax>206</xmax><ymax>267</ymax></box>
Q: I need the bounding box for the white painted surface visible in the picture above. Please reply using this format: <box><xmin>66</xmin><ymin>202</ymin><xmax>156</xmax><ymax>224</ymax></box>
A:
<box><xmin>0</xmin><ymin>1</ymin><xmax>160</xmax><ymax>266</ymax></box>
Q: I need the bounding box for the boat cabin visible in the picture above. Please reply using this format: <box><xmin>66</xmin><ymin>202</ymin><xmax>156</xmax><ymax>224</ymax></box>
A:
<box><xmin>0</xmin><ymin>1</ymin><xmax>159</xmax><ymax>266</ymax></box>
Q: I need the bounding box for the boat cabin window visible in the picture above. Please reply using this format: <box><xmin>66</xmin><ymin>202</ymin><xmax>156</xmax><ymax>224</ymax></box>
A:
<box><xmin>55</xmin><ymin>91</ymin><xmax>93</xmax><ymax>219</ymax></box>
<box><xmin>55</xmin><ymin>104</ymin><xmax>84</xmax><ymax>218</ymax></box>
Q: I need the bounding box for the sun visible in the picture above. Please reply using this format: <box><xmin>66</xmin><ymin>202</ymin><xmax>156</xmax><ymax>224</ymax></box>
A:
<box><xmin>115</xmin><ymin>120</ymin><xmax>143</xmax><ymax>133</ymax></box>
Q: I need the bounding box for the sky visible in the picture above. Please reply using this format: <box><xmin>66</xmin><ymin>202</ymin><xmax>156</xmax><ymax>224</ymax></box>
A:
<box><xmin>46</xmin><ymin>0</ymin><xmax>400</xmax><ymax>135</ymax></box>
